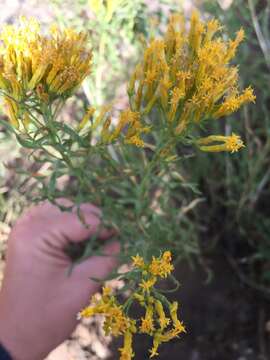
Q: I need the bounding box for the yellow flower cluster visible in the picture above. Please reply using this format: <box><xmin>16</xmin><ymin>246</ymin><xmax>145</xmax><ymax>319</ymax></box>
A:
<box><xmin>101</xmin><ymin>108</ymin><xmax>151</xmax><ymax>147</ymax></box>
<box><xmin>79</xmin><ymin>251</ymin><xmax>185</xmax><ymax>359</ymax></box>
<box><xmin>0</xmin><ymin>17</ymin><xmax>92</xmax><ymax>127</ymax></box>
<box><xmin>79</xmin><ymin>286</ymin><xmax>135</xmax><ymax>337</ymax></box>
<box><xmin>132</xmin><ymin>251</ymin><xmax>174</xmax><ymax>282</ymax></box>
<box><xmin>0</xmin><ymin>13</ymin><xmax>254</xmax><ymax>153</ymax></box>
<box><xmin>137</xmin><ymin>297</ymin><xmax>186</xmax><ymax>358</ymax></box>
<box><xmin>132</xmin><ymin>252</ymin><xmax>185</xmax><ymax>358</ymax></box>
<box><xmin>78</xmin><ymin>105</ymin><xmax>152</xmax><ymax>147</ymax></box>
<box><xmin>79</xmin><ymin>287</ymin><xmax>136</xmax><ymax>360</ymax></box>
<box><xmin>126</xmin><ymin>11</ymin><xmax>255</xmax><ymax>151</ymax></box>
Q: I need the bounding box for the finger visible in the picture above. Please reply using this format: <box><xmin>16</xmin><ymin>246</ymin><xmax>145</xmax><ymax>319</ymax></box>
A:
<box><xmin>71</xmin><ymin>241</ymin><xmax>120</xmax><ymax>281</ymax></box>
<box><xmin>35</xmin><ymin>200</ymin><xmax>101</xmax><ymax>218</ymax></box>
<box><xmin>98</xmin><ymin>228</ymin><xmax>118</xmax><ymax>240</ymax></box>
<box><xmin>30</xmin><ymin>201</ymin><xmax>105</xmax><ymax>244</ymax></box>
<box><xmin>12</xmin><ymin>200</ymin><xmax>114</xmax><ymax>261</ymax></box>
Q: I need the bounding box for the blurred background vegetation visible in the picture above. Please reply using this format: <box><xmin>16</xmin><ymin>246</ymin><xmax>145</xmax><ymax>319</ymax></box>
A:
<box><xmin>0</xmin><ymin>0</ymin><xmax>269</xmax><ymax>359</ymax></box>
<box><xmin>199</xmin><ymin>0</ymin><xmax>270</xmax><ymax>296</ymax></box>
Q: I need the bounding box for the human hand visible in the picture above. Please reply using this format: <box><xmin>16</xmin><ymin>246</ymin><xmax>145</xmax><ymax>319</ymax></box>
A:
<box><xmin>0</xmin><ymin>200</ymin><xmax>119</xmax><ymax>360</ymax></box>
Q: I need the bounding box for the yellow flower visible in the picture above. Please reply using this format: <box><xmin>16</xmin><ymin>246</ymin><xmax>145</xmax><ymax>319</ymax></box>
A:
<box><xmin>173</xmin><ymin>320</ymin><xmax>186</xmax><ymax>336</ymax></box>
<box><xmin>125</xmin><ymin>135</ymin><xmax>145</xmax><ymax>147</ymax></box>
<box><xmin>197</xmin><ymin>133</ymin><xmax>245</xmax><ymax>153</ymax></box>
<box><xmin>140</xmin><ymin>316</ymin><xmax>155</xmax><ymax>334</ymax></box>
<box><xmin>4</xmin><ymin>98</ymin><xmax>19</xmax><ymax>128</ymax></box>
<box><xmin>225</xmin><ymin>28</ymin><xmax>245</xmax><ymax>62</ymax></box>
<box><xmin>103</xmin><ymin>305</ymin><xmax>128</xmax><ymax>336</ymax></box>
<box><xmin>77</xmin><ymin>306</ymin><xmax>95</xmax><ymax>319</ymax></box>
<box><xmin>148</xmin><ymin>251</ymin><xmax>174</xmax><ymax>278</ymax></box>
<box><xmin>148</xmin><ymin>257</ymin><xmax>161</xmax><ymax>276</ymax></box>
<box><xmin>140</xmin><ymin>304</ymin><xmax>155</xmax><ymax>334</ymax></box>
<box><xmin>168</xmin><ymin>87</ymin><xmax>185</xmax><ymax>122</ymax></box>
<box><xmin>149</xmin><ymin>332</ymin><xmax>162</xmax><ymax>358</ymax></box>
<box><xmin>155</xmin><ymin>300</ymin><xmax>170</xmax><ymax>330</ymax></box>
<box><xmin>169</xmin><ymin>301</ymin><xmax>186</xmax><ymax>334</ymax></box>
<box><xmin>99</xmin><ymin>108</ymin><xmax>150</xmax><ymax>147</ymax></box>
<box><xmin>131</xmin><ymin>254</ymin><xmax>145</xmax><ymax>269</ymax></box>
<box><xmin>139</xmin><ymin>277</ymin><xmax>157</xmax><ymax>292</ymax></box>
<box><xmin>91</xmin><ymin>104</ymin><xmax>112</xmax><ymax>133</ymax></box>
<box><xmin>205</xmin><ymin>19</ymin><xmax>223</xmax><ymax>43</ymax></box>
<box><xmin>213</xmin><ymin>86</ymin><xmax>256</xmax><ymax>118</ymax></box>
<box><xmin>77</xmin><ymin>107</ymin><xmax>96</xmax><ymax>130</ymax></box>
<box><xmin>162</xmin><ymin>251</ymin><xmax>172</xmax><ymax>262</ymax></box>
<box><xmin>102</xmin><ymin>286</ymin><xmax>112</xmax><ymax>297</ymax></box>
<box><xmin>188</xmin><ymin>10</ymin><xmax>205</xmax><ymax>53</ymax></box>
<box><xmin>128</xmin><ymin>64</ymin><xmax>143</xmax><ymax>95</ymax></box>
<box><xmin>119</xmin><ymin>331</ymin><xmax>134</xmax><ymax>360</ymax></box>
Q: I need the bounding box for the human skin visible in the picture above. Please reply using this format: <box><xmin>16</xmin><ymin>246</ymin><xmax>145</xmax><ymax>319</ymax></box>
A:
<box><xmin>0</xmin><ymin>200</ymin><xmax>120</xmax><ymax>360</ymax></box>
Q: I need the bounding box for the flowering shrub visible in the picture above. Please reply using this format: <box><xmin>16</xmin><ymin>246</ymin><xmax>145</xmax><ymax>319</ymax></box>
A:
<box><xmin>0</xmin><ymin>10</ymin><xmax>255</xmax><ymax>359</ymax></box>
